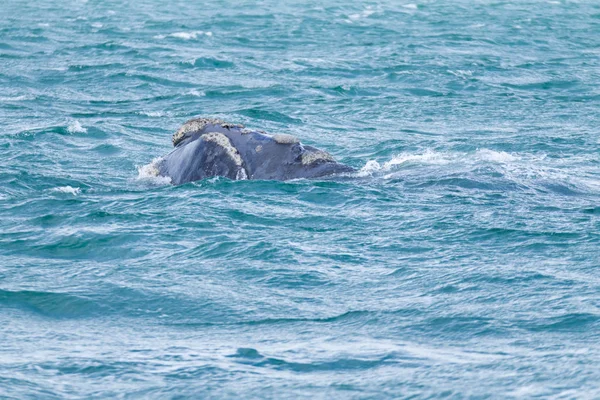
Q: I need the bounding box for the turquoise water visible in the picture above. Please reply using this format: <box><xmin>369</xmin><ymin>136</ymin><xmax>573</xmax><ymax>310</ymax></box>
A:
<box><xmin>1</xmin><ymin>0</ymin><xmax>600</xmax><ymax>397</ymax></box>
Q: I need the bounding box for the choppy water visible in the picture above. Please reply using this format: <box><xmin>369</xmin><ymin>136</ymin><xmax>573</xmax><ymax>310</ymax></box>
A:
<box><xmin>1</xmin><ymin>0</ymin><xmax>600</xmax><ymax>397</ymax></box>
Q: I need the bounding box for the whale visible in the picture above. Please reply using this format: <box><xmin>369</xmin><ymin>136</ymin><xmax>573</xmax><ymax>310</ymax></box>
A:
<box><xmin>154</xmin><ymin>118</ymin><xmax>355</xmax><ymax>184</ymax></box>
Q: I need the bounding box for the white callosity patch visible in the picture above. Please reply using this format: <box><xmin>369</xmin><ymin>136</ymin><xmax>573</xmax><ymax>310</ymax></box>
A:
<box><xmin>301</xmin><ymin>149</ymin><xmax>334</xmax><ymax>166</ymax></box>
<box><xmin>172</xmin><ymin>118</ymin><xmax>224</xmax><ymax>146</ymax></box>
<box><xmin>172</xmin><ymin>118</ymin><xmax>244</xmax><ymax>147</ymax></box>
<box><xmin>272</xmin><ymin>134</ymin><xmax>299</xmax><ymax>145</ymax></box>
<box><xmin>202</xmin><ymin>132</ymin><xmax>248</xmax><ymax>180</ymax></box>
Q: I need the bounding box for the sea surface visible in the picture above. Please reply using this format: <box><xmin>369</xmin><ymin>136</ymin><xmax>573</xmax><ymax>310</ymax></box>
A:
<box><xmin>1</xmin><ymin>0</ymin><xmax>600</xmax><ymax>398</ymax></box>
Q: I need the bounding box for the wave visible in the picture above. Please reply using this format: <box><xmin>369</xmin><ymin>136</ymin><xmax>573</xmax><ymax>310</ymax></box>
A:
<box><xmin>355</xmin><ymin>149</ymin><xmax>597</xmax><ymax>194</ymax></box>
<box><xmin>0</xmin><ymin>289</ymin><xmax>103</xmax><ymax>319</ymax></box>
<box><xmin>228</xmin><ymin>346</ymin><xmax>390</xmax><ymax>372</ymax></box>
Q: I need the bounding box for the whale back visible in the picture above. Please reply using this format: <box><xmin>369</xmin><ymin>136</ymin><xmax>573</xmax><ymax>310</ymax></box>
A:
<box><xmin>160</xmin><ymin>118</ymin><xmax>354</xmax><ymax>183</ymax></box>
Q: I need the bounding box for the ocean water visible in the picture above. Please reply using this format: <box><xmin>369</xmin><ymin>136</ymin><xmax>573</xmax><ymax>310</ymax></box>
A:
<box><xmin>1</xmin><ymin>0</ymin><xmax>599</xmax><ymax>397</ymax></box>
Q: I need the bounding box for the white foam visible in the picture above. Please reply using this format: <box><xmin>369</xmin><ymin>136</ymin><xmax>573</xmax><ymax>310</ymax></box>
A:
<box><xmin>0</xmin><ymin>95</ymin><xmax>33</xmax><ymax>101</ymax></box>
<box><xmin>348</xmin><ymin>7</ymin><xmax>375</xmax><ymax>21</ymax></box>
<box><xmin>355</xmin><ymin>149</ymin><xmax>600</xmax><ymax>195</ymax></box>
<box><xmin>357</xmin><ymin>149</ymin><xmax>519</xmax><ymax>177</ymax></box>
<box><xmin>449</xmin><ymin>69</ymin><xmax>473</xmax><ymax>78</ymax></box>
<box><xmin>357</xmin><ymin>160</ymin><xmax>382</xmax><ymax>177</ymax></box>
<box><xmin>138</xmin><ymin>111</ymin><xmax>170</xmax><ymax>117</ymax></box>
<box><xmin>67</xmin><ymin>120</ymin><xmax>87</xmax><ymax>134</ymax></box>
<box><xmin>186</xmin><ymin>89</ymin><xmax>205</xmax><ymax>97</ymax></box>
<box><xmin>52</xmin><ymin>186</ymin><xmax>81</xmax><ymax>195</ymax></box>
<box><xmin>91</xmin><ymin>22</ymin><xmax>103</xmax><ymax>28</ymax></box>
<box><xmin>137</xmin><ymin>157</ymin><xmax>172</xmax><ymax>185</ymax></box>
<box><xmin>402</xmin><ymin>3</ymin><xmax>418</xmax><ymax>9</ymax></box>
<box><xmin>358</xmin><ymin>150</ymin><xmax>448</xmax><ymax>176</ymax></box>
<box><xmin>475</xmin><ymin>149</ymin><xmax>518</xmax><ymax>163</ymax></box>
<box><xmin>155</xmin><ymin>31</ymin><xmax>213</xmax><ymax>40</ymax></box>
<box><xmin>383</xmin><ymin>150</ymin><xmax>448</xmax><ymax>170</ymax></box>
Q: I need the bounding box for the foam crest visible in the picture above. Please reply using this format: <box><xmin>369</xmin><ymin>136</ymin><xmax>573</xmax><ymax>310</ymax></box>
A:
<box><xmin>138</xmin><ymin>111</ymin><xmax>171</xmax><ymax>117</ymax></box>
<box><xmin>155</xmin><ymin>31</ymin><xmax>213</xmax><ymax>40</ymax></box>
<box><xmin>356</xmin><ymin>160</ymin><xmax>382</xmax><ymax>177</ymax></box>
<box><xmin>137</xmin><ymin>157</ymin><xmax>171</xmax><ymax>185</ymax></box>
<box><xmin>357</xmin><ymin>149</ymin><xmax>522</xmax><ymax>177</ymax></box>
<box><xmin>67</xmin><ymin>120</ymin><xmax>87</xmax><ymax>134</ymax></box>
<box><xmin>358</xmin><ymin>150</ymin><xmax>450</xmax><ymax>176</ymax></box>
<box><xmin>51</xmin><ymin>186</ymin><xmax>81</xmax><ymax>195</ymax></box>
<box><xmin>383</xmin><ymin>150</ymin><xmax>448</xmax><ymax>169</ymax></box>
<box><xmin>475</xmin><ymin>149</ymin><xmax>518</xmax><ymax>163</ymax></box>
<box><xmin>186</xmin><ymin>89</ymin><xmax>205</xmax><ymax>97</ymax></box>
<box><xmin>0</xmin><ymin>95</ymin><xmax>34</xmax><ymax>101</ymax></box>
<box><xmin>347</xmin><ymin>7</ymin><xmax>376</xmax><ymax>22</ymax></box>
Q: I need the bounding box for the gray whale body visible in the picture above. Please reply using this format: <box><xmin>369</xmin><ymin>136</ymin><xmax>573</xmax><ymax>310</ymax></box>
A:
<box><xmin>156</xmin><ymin>118</ymin><xmax>354</xmax><ymax>184</ymax></box>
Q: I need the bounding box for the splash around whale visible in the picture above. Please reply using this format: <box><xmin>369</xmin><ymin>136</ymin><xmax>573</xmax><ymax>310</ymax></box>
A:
<box><xmin>150</xmin><ymin>118</ymin><xmax>355</xmax><ymax>184</ymax></box>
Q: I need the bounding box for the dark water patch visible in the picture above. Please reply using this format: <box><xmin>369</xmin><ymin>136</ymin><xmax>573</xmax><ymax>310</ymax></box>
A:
<box><xmin>91</xmin><ymin>143</ymin><xmax>121</xmax><ymax>155</ymax></box>
<box><xmin>30</xmin><ymin>213</ymin><xmax>73</xmax><ymax>228</ymax></box>
<box><xmin>8</xmin><ymin>34</ymin><xmax>50</xmax><ymax>43</ymax></box>
<box><xmin>0</xmin><ymin>52</ymin><xmax>29</xmax><ymax>59</ymax></box>
<box><xmin>0</xmin><ymin>42</ymin><xmax>17</xmax><ymax>50</ymax></box>
<box><xmin>538</xmin><ymin>182</ymin><xmax>584</xmax><ymax>196</ymax></box>
<box><xmin>468</xmin><ymin>227</ymin><xmax>582</xmax><ymax>244</ymax></box>
<box><xmin>258</xmin><ymin>270</ymin><xmax>331</xmax><ymax>289</ymax></box>
<box><xmin>404</xmin><ymin>87</ymin><xmax>447</xmax><ymax>97</ymax></box>
<box><xmin>67</xmin><ymin>62</ymin><xmax>127</xmax><ymax>72</ymax></box>
<box><xmin>310</xmin><ymin>84</ymin><xmax>380</xmax><ymax>97</ymax></box>
<box><xmin>229</xmin><ymin>347</ymin><xmax>391</xmax><ymax>372</ymax></box>
<box><xmin>162</xmin><ymin>365</ymin><xmax>228</xmax><ymax>381</ymax></box>
<box><xmin>10</xmin><ymin>125</ymin><xmax>70</xmax><ymax>139</ymax></box>
<box><xmin>167</xmin><ymin>309</ymin><xmax>419</xmax><ymax>329</ymax></box>
<box><xmin>422</xmin><ymin>316</ymin><xmax>495</xmax><ymax>337</ymax></box>
<box><xmin>87</xmin><ymin>93</ymin><xmax>180</xmax><ymax>106</ymax></box>
<box><xmin>501</xmin><ymin>79</ymin><xmax>579</xmax><ymax>91</ymax></box>
<box><xmin>469</xmin><ymin>272</ymin><xmax>556</xmax><ymax>287</ymax></box>
<box><xmin>183</xmin><ymin>57</ymin><xmax>235</xmax><ymax>69</ymax></box>
<box><xmin>106</xmin><ymin>71</ymin><xmax>196</xmax><ymax>88</ymax></box>
<box><xmin>219</xmin><ymin>208</ymin><xmax>283</xmax><ymax>227</ymax></box>
<box><xmin>0</xmin><ymin>289</ymin><xmax>105</xmax><ymax>318</ymax></box>
<box><xmin>204</xmin><ymin>85</ymin><xmax>289</xmax><ymax>99</ymax></box>
<box><xmin>524</xmin><ymin>313</ymin><xmax>600</xmax><ymax>332</ymax></box>
<box><xmin>582</xmin><ymin>206</ymin><xmax>600</xmax><ymax>214</ymax></box>
<box><xmin>184</xmin><ymin>238</ymin><xmax>243</xmax><ymax>260</ymax></box>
